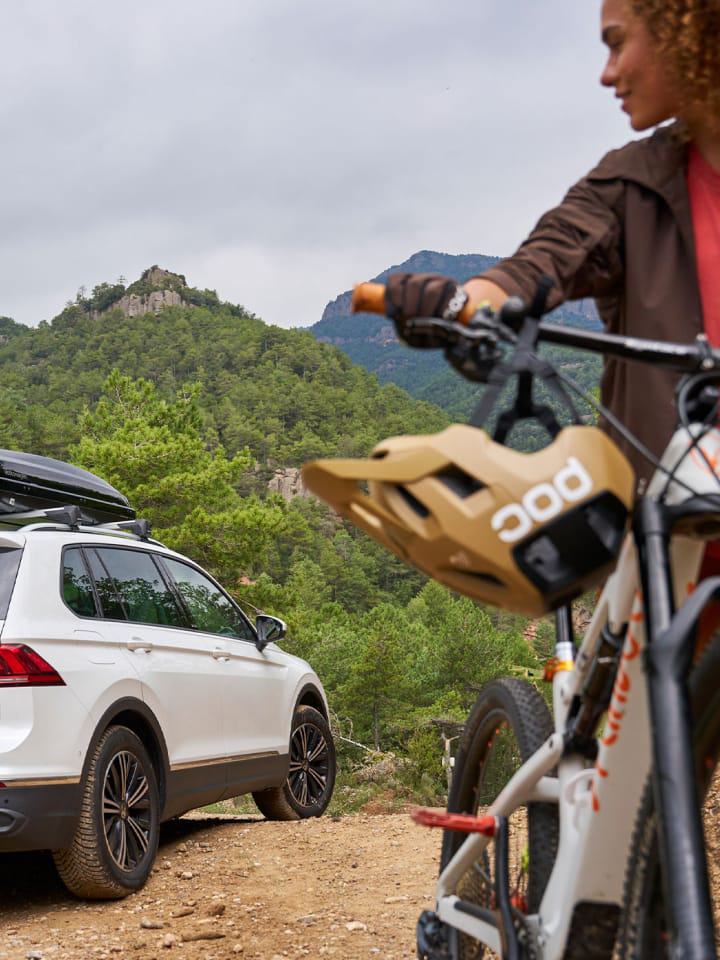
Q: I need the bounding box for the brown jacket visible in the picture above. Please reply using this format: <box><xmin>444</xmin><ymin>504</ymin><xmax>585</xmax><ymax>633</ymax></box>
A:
<box><xmin>481</xmin><ymin>125</ymin><xmax>703</xmax><ymax>489</ymax></box>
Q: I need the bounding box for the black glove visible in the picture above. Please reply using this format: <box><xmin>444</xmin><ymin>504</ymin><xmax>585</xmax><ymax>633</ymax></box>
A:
<box><xmin>385</xmin><ymin>272</ymin><xmax>469</xmax><ymax>348</ymax></box>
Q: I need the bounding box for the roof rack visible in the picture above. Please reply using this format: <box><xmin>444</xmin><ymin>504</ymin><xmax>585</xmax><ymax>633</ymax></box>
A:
<box><xmin>0</xmin><ymin>507</ymin><xmax>163</xmax><ymax>545</ymax></box>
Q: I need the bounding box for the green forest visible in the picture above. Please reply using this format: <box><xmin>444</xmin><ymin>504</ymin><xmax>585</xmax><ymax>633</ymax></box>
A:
<box><xmin>0</xmin><ymin>268</ymin><xmax>564</xmax><ymax>808</ymax></box>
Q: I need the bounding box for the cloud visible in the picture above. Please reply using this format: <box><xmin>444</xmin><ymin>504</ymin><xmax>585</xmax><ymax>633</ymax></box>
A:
<box><xmin>0</xmin><ymin>0</ymin><xmax>632</xmax><ymax>328</ymax></box>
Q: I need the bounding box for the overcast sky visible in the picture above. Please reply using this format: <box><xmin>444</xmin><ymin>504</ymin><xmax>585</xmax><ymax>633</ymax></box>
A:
<box><xmin>0</xmin><ymin>0</ymin><xmax>633</xmax><ymax>330</ymax></box>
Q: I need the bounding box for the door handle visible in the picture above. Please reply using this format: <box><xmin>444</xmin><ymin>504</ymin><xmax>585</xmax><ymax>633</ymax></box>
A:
<box><xmin>127</xmin><ymin>637</ymin><xmax>153</xmax><ymax>652</ymax></box>
<box><xmin>212</xmin><ymin>647</ymin><xmax>230</xmax><ymax>661</ymax></box>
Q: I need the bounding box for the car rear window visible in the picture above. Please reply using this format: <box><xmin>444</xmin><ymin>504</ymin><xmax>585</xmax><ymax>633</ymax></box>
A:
<box><xmin>63</xmin><ymin>547</ymin><xmax>99</xmax><ymax>617</ymax></box>
<box><xmin>0</xmin><ymin>546</ymin><xmax>22</xmax><ymax>619</ymax></box>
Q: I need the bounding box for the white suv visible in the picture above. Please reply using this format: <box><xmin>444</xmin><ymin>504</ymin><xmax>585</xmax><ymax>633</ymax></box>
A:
<box><xmin>0</xmin><ymin>452</ymin><xmax>335</xmax><ymax>900</ymax></box>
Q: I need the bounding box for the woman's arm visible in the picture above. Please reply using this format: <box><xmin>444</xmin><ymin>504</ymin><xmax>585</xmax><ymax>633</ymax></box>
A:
<box><xmin>463</xmin><ymin>277</ymin><xmax>510</xmax><ymax>312</ymax></box>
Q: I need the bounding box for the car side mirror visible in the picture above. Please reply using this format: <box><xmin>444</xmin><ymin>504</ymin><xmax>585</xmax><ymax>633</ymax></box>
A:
<box><xmin>255</xmin><ymin>614</ymin><xmax>286</xmax><ymax>652</ymax></box>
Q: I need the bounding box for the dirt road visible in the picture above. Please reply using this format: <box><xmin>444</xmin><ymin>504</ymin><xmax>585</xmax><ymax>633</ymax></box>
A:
<box><xmin>0</xmin><ymin>812</ymin><xmax>440</xmax><ymax>960</ymax></box>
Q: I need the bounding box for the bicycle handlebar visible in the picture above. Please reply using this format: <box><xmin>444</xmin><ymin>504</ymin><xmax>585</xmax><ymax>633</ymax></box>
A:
<box><xmin>351</xmin><ymin>281</ymin><xmax>720</xmax><ymax>375</ymax></box>
<box><xmin>351</xmin><ymin>281</ymin><xmax>477</xmax><ymax>325</ymax></box>
<box><xmin>351</xmin><ymin>282</ymin><xmax>386</xmax><ymax>315</ymax></box>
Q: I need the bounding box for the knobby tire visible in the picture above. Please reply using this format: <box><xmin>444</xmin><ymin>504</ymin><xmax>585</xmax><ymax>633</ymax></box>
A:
<box><xmin>440</xmin><ymin>677</ymin><xmax>558</xmax><ymax>960</ymax></box>
<box><xmin>619</xmin><ymin>631</ymin><xmax>720</xmax><ymax>958</ymax></box>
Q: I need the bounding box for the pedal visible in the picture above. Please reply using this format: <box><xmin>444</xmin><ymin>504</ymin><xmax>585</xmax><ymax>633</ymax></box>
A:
<box><xmin>416</xmin><ymin>910</ymin><xmax>452</xmax><ymax>960</ymax></box>
<box><xmin>412</xmin><ymin>808</ymin><xmax>497</xmax><ymax>835</ymax></box>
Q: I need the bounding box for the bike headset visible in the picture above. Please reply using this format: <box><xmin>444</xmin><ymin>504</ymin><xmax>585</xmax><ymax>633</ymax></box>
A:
<box><xmin>303</xmin><ymin>280</ymin><xmax>718</xmax><ymax>618</ymax></box>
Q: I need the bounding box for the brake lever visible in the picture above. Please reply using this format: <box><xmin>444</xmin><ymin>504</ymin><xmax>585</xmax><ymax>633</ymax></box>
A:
<box><xmin>399</xmin><ymin>302</ymin><xmax>521</xmax><ymax>377</ymax></box>
<box><xmin>399</xmin><ymin>316</ymin><xmax>483</xmax><ymax>349</ymax></box>
<box><xmin>444</xmin><ymin>336</ymin><xmax>506</xmax><ymax>384</ymax></box>
<box><xmin>401</xmin><ymin>316</ymin><xmax>459</xmax><ymax>344</ymax></box>
<box><xmin>466</xmin><ymin>299</ymin><xmax>524</xmax><ymax>345</ymax></box>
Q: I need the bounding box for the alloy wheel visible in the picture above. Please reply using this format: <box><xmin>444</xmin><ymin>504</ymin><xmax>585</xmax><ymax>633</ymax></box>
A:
<box><xmin>102</xmin><ymin>750</ymin><xmax>152</xmax><ymax>871</ymax></box>
<box><xmin>288</xmin><ymin>721</ymin><xmax>330</xmax><ymax>807</ymax></box>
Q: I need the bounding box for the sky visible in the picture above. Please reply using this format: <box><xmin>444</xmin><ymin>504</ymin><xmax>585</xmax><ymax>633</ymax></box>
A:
<box><xmin>0</xmin><ymin>0</ymin><xmax>633</xmax><ymax>330</ymax></box>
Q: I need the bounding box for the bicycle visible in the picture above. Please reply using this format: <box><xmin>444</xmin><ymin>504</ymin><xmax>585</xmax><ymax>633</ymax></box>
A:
<box><xmin>302</xmin><ymin>281</ymin><xmax>720</xmax><ymax>960</ymax></box>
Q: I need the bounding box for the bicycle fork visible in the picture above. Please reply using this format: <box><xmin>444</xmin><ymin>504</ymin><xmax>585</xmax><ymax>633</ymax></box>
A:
<box><xmin>635</xmin><ymin>498</ymin><xmax>719</xmax><ymax>960</ymax></box>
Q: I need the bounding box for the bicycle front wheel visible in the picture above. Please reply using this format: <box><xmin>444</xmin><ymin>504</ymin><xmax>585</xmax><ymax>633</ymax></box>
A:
<box><xmin>440</xmin><ymin>677</ymin><xmax>558</xmax><ymax>960</ymax></box>
<box><xmin>619</xmin><ymin>631</ymin><xmax>720</xmax><ymax>958</ymax></box>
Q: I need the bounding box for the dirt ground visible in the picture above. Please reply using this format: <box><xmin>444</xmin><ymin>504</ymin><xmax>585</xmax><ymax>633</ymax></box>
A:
<box><xmin>0</xmin><ymin>812</ymin><xmax>440</xmax><ymax>960</ymax></box>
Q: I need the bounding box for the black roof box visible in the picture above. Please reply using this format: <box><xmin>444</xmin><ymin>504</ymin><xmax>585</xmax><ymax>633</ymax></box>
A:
<box><xmin>0</xmin><ymin>449</ymin><xmax>135</xmax><ymax>524</ymax></box>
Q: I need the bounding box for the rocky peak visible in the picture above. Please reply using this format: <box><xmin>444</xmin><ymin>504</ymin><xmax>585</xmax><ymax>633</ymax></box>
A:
<box><xmin>114</xmin><ymin>289</ymin><xmax>185</xmax><ymax>318</ymax></box>
<box><xmin>142</xmin><ymin>267</ymin><xmax>186</xmax><ymax>290</ymax></box>
<box><xmin>87</xmin><ymin>266</ymin><xmax>192</xmax><ymax>320</ymax></box>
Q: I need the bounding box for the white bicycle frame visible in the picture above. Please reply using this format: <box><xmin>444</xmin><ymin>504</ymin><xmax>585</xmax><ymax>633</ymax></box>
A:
<box><xmin>434</xmin><ymin>422</ymin><xmax>720</xmax><ymax>959</ymax></box>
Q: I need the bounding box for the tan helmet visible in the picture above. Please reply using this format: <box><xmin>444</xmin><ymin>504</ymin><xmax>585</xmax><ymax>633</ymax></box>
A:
<box><xmin>303</xmin><ymin>424</ymin><xmax>635</xmax><ymax>617</ymax></box>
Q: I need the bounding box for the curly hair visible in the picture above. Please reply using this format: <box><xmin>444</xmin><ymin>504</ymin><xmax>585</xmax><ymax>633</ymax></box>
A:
<box><xmin>629</xmin><ymin>0</ymin><xmax>720</xmax><ymax>129</ymax></box>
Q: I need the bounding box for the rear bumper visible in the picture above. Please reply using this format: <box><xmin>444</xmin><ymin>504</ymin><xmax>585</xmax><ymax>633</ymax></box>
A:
<box><xmin>0</xmin><ymin>781</ymin><xmax>79</xmax><ymax>851</ymax></box>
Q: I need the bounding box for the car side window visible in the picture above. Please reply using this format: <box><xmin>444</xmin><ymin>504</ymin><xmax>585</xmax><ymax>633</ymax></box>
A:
<box><xmin>162</xmin><ymin>557</ymin><xmax>255</xmax><ymax>641</ymax></box>
<box><xmin>88</xmin><ymin>547</ymin><xmax>186</xmax><ymax>627</ymax></box>
<box><xmin>62</xmin><ymin>547</ymin><xmax>99</xmax><ymax>618</ymax></box>
<box><xmin>84</xmin><ymin>549</ymin><xmax>127</xmax><ymax>620</ymax></box>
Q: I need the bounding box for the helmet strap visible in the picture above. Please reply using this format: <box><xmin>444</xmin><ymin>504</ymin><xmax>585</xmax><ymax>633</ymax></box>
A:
<box><xmin>469</xmin><ymin>312</ymin><xmax>582</xmax><ymax>444</ymax></box>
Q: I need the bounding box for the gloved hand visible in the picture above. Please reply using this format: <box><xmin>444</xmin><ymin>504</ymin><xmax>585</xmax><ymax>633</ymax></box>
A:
<box><xmin>384</xmin><ymin>272</ymin><xmax>469</xmax><ymax>348</ymax></box>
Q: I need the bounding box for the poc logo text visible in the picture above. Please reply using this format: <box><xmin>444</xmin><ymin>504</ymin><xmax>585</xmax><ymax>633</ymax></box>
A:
<box><xmin>491</xmin><ymin>457</ymin><xmax>593</xmax><ymax>543</ymax></box>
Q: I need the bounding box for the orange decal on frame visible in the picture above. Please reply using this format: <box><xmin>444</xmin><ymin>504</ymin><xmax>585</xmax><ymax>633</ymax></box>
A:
<box><xmin>592</xmin><ymin>594</ymin><xmax>645</xmax><ymax>812</ymax></box>
<box><xmin>623</xmin><ymin>629</ymin><xmax>640</xmax><ymax>660</ymax></box>
<box><xmin>690</xmin><ymin>443</ymin><xmax>720</xmax><ymax>475</ymax></box>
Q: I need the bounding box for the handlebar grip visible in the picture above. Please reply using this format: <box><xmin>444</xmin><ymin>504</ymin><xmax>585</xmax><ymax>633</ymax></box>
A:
<box><xmin>351</xmin><ymin>281</ymin><xmax>477</xmax><ymax>324</ymax></box>
<box><xmin>352</xmin><ymin>282</ymin><xmax>386</xmax><ymax>315</ymax></box>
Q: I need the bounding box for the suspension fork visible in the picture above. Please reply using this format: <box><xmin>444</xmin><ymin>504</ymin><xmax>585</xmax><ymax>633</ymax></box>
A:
<box><xmin>634</xmin><ymin>498</ymin><xmax>720</xmax><ymax>959</ymax></box>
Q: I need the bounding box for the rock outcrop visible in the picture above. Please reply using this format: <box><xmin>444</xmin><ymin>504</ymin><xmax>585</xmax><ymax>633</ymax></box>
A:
<box><xmin>267</xmin><ymin>467</ymin><xmax>309</xmax><ymax>502</ymax></box>
<box><xmin>115</xmin><ymin>289</ymin><xmax>185</xmax><ymax>317</ymax></box>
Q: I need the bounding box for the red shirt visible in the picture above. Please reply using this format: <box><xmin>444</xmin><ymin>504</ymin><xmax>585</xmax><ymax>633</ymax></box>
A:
<box><xmin>688</xmin><ymin>145</ymin><xmax>720</xmax><ymax>343</ymax></box>
<box><xmin>688</xmin><ymin>146</ymin><xmax>720</xmax><ymax>564</ymax></box>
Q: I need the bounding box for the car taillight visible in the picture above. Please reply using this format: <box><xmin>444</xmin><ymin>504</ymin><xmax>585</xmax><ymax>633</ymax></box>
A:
<box><xmin>0</xmin><ymin>644</ymin><xmax>65</xmax><ymax>686</ymax></box>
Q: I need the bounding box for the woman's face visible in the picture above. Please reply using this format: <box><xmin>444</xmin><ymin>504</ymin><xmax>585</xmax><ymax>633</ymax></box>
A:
<box><xmin>600</xmin><ymin>0</ymin><xmax>680</xmax><ymax>130</ymax></box>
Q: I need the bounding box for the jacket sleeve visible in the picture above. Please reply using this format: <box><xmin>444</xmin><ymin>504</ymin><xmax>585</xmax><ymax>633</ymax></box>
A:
<box><xmin>479</xmin><ymin>172</ymin><xmax>625</xmax><ymax>311</ymax></box>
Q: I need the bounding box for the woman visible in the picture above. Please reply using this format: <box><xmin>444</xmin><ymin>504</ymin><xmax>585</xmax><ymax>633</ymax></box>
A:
<box><xmin>385</xmin><ymin>0</ymin><xmax>720</xmax><ymax>490</ymax></box>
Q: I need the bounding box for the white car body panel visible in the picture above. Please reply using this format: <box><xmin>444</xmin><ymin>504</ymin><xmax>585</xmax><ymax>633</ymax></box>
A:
<box><xmin>100</xmin><ymin>617</ymin><xmax>228</xmax><ymax>766</ymax></box>
<box><xmin>0</xmin><ymin>525</ymin><xmax>331</xmax><ymax>852</ymax></box>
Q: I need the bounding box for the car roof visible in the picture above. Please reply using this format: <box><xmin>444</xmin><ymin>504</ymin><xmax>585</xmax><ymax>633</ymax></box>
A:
<box><xmin>0</xmin><ymin>520</ymin><xmax>182</xmax><ymax>559</ymax></box>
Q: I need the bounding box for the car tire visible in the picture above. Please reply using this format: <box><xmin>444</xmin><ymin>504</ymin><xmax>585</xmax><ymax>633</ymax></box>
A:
<box><xmin>253</xmin><ymin>705</ymin><xmax>336</xmax><ymax>821</ymax></box>
<box><xmin>53</xmin><ymin>725</ymin><xmax>160</xmax><ymax>899</ymax></box>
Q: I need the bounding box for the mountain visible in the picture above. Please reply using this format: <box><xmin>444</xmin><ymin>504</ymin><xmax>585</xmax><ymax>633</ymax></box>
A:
<box><xmin>0</xmin><ymin>266</ymin><xmax>450</xmax><ymax>466</ymax></box>
<box><xmin>308</xmin><ymin>250</ymin><xmax>602</xmax><ymax>422</ymax></box>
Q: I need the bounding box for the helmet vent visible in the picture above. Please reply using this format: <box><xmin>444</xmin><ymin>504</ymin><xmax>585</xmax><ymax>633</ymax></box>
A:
<box><xmin>371</xmin><ymin>450</ymin><xmax>389</xmax><ymax>460</ymax></box>
<box><xmin>435</xmin><ymin>466</ymin><xmax>486</xmax><ymax>499</ymax></box>
<box><xmin>464</xmin><ymin>570</ymin><xmax>504</xmax><ymax>587</ymax></box>
<box><xmin>394</xmin><ymin>485</ymin><xmax>430</xmax><ymax>518</ymax></box>
<box><xmin>443</xmin><ymin>568</ymin><xmax>505</xmax><ymax>588</ymax></box>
